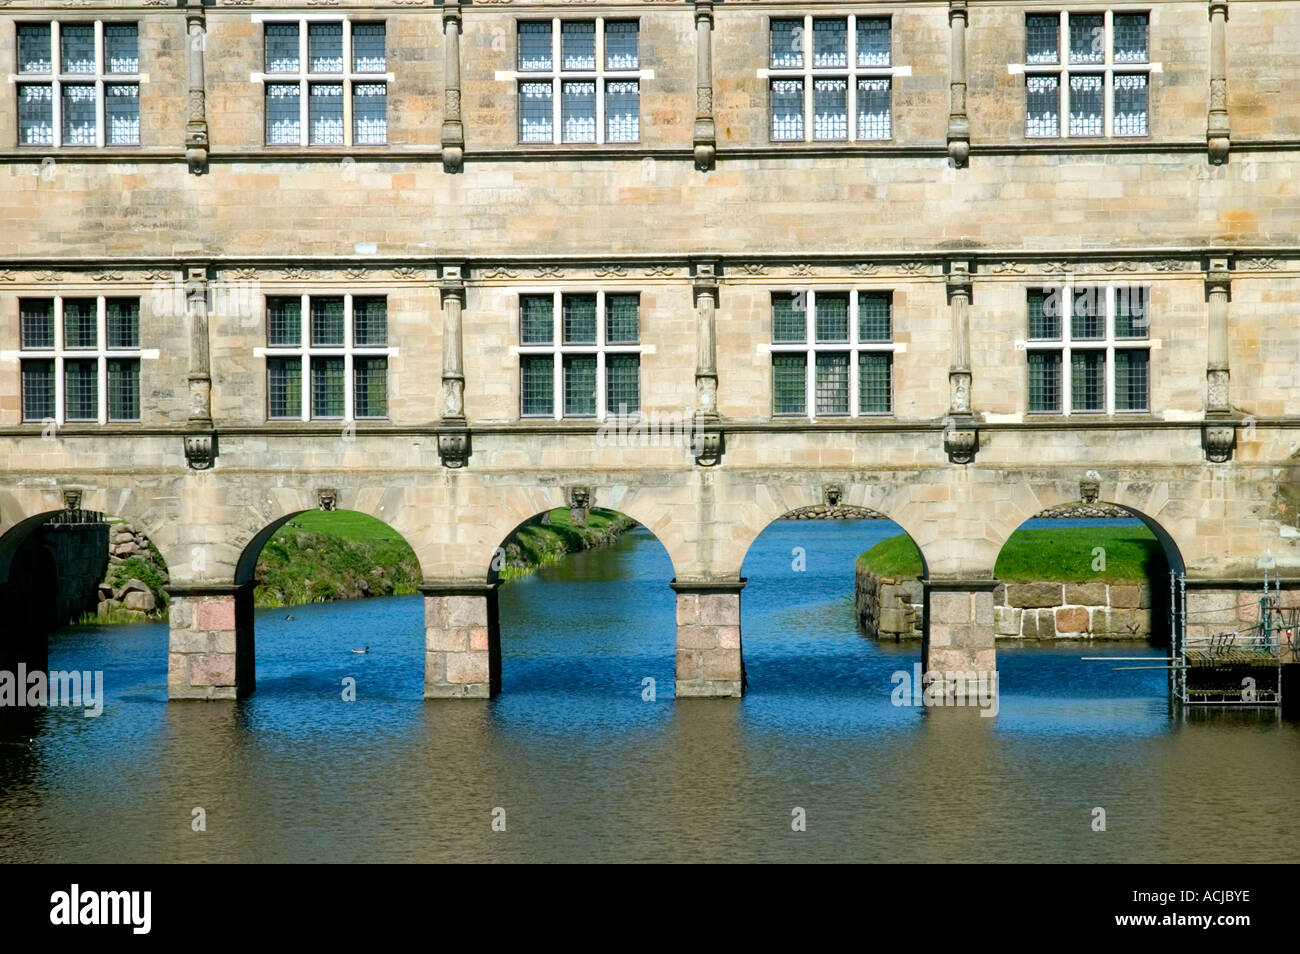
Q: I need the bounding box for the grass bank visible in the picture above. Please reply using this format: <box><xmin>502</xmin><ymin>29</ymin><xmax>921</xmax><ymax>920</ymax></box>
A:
<box><xmin>856</xmin><ymin>523</ymin><xmax>1166</xmax><ymax>582</ymax></box>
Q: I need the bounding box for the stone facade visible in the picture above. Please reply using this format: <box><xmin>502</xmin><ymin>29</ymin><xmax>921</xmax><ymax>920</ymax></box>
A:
<box><xmin>1</xmin><ymin>1</ymin><xmax>1299</xmax><ymax>699</ymax></box>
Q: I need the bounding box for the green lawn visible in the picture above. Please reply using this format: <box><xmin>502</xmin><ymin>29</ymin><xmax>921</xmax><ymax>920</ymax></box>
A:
<box><xmin>289</xmin><ymin>509</ymin><xmax>405</xmax><ymax>543</ymax></box>
<box><xmin>858</xmin><ymin>523</ymin><xmax>1167</xmax><ymax>583</ymax></box>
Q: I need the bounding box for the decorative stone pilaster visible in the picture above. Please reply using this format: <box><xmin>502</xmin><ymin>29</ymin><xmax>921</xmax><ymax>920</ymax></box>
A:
<box><xmin>184</xmin><ymin>0</ymin><xmax>209</xmax><ymax>175</ymax></box>
<box><xmin>183</xmin><ymin>265</ymin><xmax>217</xmax><ymax>470</ymax></box>
<box><xmin>166</xmin><ymin>584</ymin><xmax>254</xmax><ymax>700</ymax></box>
<box><xmin>946</xmin><ymin>0</ymin><xmax>970</xmax><ymax>167</ymax></box>
<box><xmin>923</xmin><ymin>578</ymin><xmax>997</xmax><ymax>676</ymax></box>
<box><xmin>673</xmin><ymin>579</ymin><xmax>745</xmax><ymax>698</ymax></box>
<box><xmin>442</xmin><ymin>1</ymin><xmax>464</xmax><ymax>173</ymax></box>
<box><xmin>944</xmin><ymin>260</ymin><xmax>978</xmax><ymax>463</ymax></box>
<box><xmin>436</xmin><ymin>263</ymin><xmax>471</xmax><ymax>467</ymax></box>
<box><xmin>1204</xmin><ymin>256</ymin><xmax>1235</xmax><ymax>462</ymax></box>
<box><xmin>693</xmin><ymin>1</ymin><xmax>716</xmax><ymax>171</ymax></box>
<box><xmin>1207</xmin><ymin>1</ymin><xmax>1230</xmax><ymax>164</ymax></box>
<box><xmin>691</xmin><ymin>260</ymin><xmax>724</xmax><ymax>466</ymax></box>
<box><xmin>422</xmin><ymin>582</ymin><xmax>500</xmax><ymax>698</ymax></box>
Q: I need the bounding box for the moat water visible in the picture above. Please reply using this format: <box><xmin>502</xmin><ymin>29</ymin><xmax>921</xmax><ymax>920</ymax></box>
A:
<box><xmin>1</xmin><ymin>520</ymin><xmax>1296</xmax><ymax>863</ymax></box>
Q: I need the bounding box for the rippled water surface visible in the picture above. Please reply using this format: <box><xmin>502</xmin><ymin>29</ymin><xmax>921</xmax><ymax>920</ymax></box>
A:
<box><xmin>1</xmin><ymin>520</ymin><xmax>1296</xmax><ymax>863</ymax></box>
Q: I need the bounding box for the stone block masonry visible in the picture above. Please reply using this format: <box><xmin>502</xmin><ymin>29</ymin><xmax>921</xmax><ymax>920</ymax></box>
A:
<box><xmin>673</xmin><ymin>581</ymin><xmax>744</xmax><ymax>698</ymax></box>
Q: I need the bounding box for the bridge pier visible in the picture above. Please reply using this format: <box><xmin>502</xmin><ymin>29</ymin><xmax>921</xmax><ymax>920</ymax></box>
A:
<box><xmin>672</xmin><ymin>579</ymin><xmax>745</xmax><ymax>698</ymax></box>
<box><xmin>923</xmin><ymin>579</ymin><xmax>997</xmax><ymax>676</ymax></box>
<box><xmin>422</xmin><ymin>581</ymin><xmax>501</xmax><ymax>699</ymax></box>
<box><xmin>166</xmin><ymin>584</ymin><xmax>254</xmax><ymax>700</ymax></box>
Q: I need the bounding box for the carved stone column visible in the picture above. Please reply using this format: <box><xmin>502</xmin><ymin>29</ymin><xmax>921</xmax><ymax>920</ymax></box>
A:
<box><xmin>183</xmin><ymin>265</ymin><xmax>216</xmax><ymax>470</ymax></box>
<box><xmin>947</xmin><ymin>0</ymin><xmax>970</xmax><ymax>167</ymax></box>
<box><xmin>185</xmin><ymin>0</ymin><xmax>209</xmax><ymax>174</ymax></box>
<box><xmin>1203</xmin><ymin>257</ymin><xmax>1235</xmax><ymax>461</ymax></box>
<box><xmin>944</xmin><ymin>260</ymin><xmax>978</xmax><ymax>463</ymax></box>
<box><xmin>693</xmin><ymin>1</ymin><xmax>716</xmax><ymax>171</ymax></box>
<box><xmin>691</xmin><ymin>260</ymin><xmax>723</xmax><ymax>466</ymax></box>
<box><xmin>1207</xmin><ymin>1</ymin><xmax>1230</xmax><ymax>164</ymax></box>
<box><xmin>436</xmin><ymin>263</ymin><xmax>470</xmax><ymax>467</ymax></box>
<box><xmin>442</xmin><ymin>1</ymin><xmax>464</xmax><ymax>173</ymax></box>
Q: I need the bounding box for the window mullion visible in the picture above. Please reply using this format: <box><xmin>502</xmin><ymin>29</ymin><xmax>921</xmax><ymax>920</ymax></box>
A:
<box><xmin>51</xmin><ymin>22</ymin><xmax>63</xmax><ymax>148</ymax></box>
<box><xmin>803</xmin><ymin>16</ymin><xmax>813</xmax><ymax>143</ymax></box>
<box><xmin>552</xmin><ymin>19</ymin><xmax>561</xmax><ymax>145</ymax></box>
<box><xmin>847</xmin><ymin>15</ymin><xmax>857</xmax><ymax>141</ymax></box>
<box><xmin>552</xmin><ymin>290</ymin><xmax>563</xmax><ymax>419</ymax></box>
<box><xmin>1059</xmin><ymin>14</ymin><xmax>1070</xmax><ymax>140</ymax></box>
<box><xmin>848</xmin><ymin>289</ymin><xmax>859</xmax><ymax>417</ymax></box>
<box><xmin>94</xmin><ymin>22</ymin><xmax>105</xmax><ymax>148</ymax></box>
<box><xmin>343</xmin><ymin>293</ymin><xmax>354</xmax><ymax>420</ymax></box>
<box><xmin>53</xmin><ymin>297</ymin><xmax>65</xmax><ymax>424</ymax></box>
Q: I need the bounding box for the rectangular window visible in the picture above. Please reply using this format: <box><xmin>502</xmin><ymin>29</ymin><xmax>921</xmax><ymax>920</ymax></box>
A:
<box><xmin>1023</xmin><ymin>12</ymin><xmax>1150</xmax><ymax>139</ymax></box>
<box><xmin>769</xmin><ymin>16</ymin><xmax>896</xmax><ymax>143</ymax></box>
<box><xmin>106</xmin><ymin>299</ymin><xmax>139</xmax><ymax>348</ymax></box>
<box><xmin>771</xmin><ymin>290</ymin><xmax>897</xmax><ymax>419</ymax></box>
<box><xmin>21</xmin><ymin>360</ymin><xmax>56</xmax><ymax>422</ymax></box>
<box><xmin>64</xmin><ymin>359</ymin><xmax>98</xmax><ymax>422</ymax></box>
<box><xmin>265</xmin><ymin>294</ymin><xmax>390</xmax><ymax>421</ymax></box>
<box><xmin>17</xmin><ymin>21</ymin><xmax>139</xmax><ymax>148</ymax></box>
<box><xmin>518</xmin><ymin>291</ymin><xmax>641</xmax><ymax>419</ymax></box>
<box><xmin>63</xmin><ymin>299</ymin><xmax>97</xmax><ymax>349</ymax></box>
<box><xmin>107</xmin><ymin>358</ymin><xmax>140</xmax><ymax>421</ymax></box>
<box><xmin>21</xmin><ymin>299</ymin><xmax>55</xmax><ymax>349</ymax></box>
<box><xmin>263</xmin><ymin>20</ymin><xmax>387</xmax><ymax>147</ymax></box>
<box><xmin>1026</xmin><ymin>285</ymin><xmax>1154</xmax><ymax>415</ymax></box>
<box><xmin>517</xmin><ymin>20</ymin><xmax>643</xmax><ymax>146</ymax></box>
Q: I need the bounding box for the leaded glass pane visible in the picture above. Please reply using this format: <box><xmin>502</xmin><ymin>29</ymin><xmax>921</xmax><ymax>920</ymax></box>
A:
<box><xmin>18</xmin><ymin>25</ymin><xmax>52</xmax><ymax>74</ymax></box>
<box><xmin>772</xmin><ymin>354</ymin><xmax>806</xmax><ymax>415</ymax></box>
<box><xmin>107</xmin><ymin>358</ymin><xmax>139</xmax><ymax>420</ymax></box>
<box><xmin>519</xmin><ymin>82</ymin><xmax>553</xmax><ymax>142</ymax></box>
<box><xmin>770</xmin><ymin>79</ymin><xmax>803</xmax><ymax>141</ymax></box>
<box><xmin>518</xmin><ymin>22</ymin><xmax>552</xmax><ymax>72</ymax></box>
<box><xmin>63</xmin><ymin>299</ymin><xmax>97</xmax><ymax>349</ymax></box>
<box><xmin>62</xmin><ymin>85</ymin><xmax>97</xmax><ymax>145</ymax></box>
<box><xmin>353</xmin><ymin>297</ymin><xmax>387</xmax><ymax>346</ymax></box>
<box><xmin>1114</xmin><ymin>14</ymin><xmax>1149</xmax><ymax>64</ymax></box>
<box><xmin>1027</xmin><ymin>351</ymin><xmax>1061</xmax><ymax>413</ymax></box>
<box><xmin>1028</xmin><ymin>289</ymin><xmax>1060</xmax><ymax>340</ymax></box>
<box><xmin>1114</xmin><ymin>349</ymin><xmax>1149</xmax><ymax>411</ymax></box>
<box><xmin>859</xmin><ymin>353</ymin><xmax>892</xmax><ymax>414</ymax></box>
<box><xmin>268</xmin><ymin>297</ymin><xmax>302</xmax><ymax>346</ymax></box>
<box><xmin>309</xmin><ymin>22</ymin><xmax>343</xmax><ymax>73</ymax></box>
<box><xmin>1114</xmin><ymin>287</ymin><xmax>1149</xmax><ymax>338</ymax></box>
<box><xmin>563</xmin><ymin>355</ymin><xmax>597</xmax><ymax>416</ymax></box>
<box><xmin>562</xmin><ymin>21</ymin><xmax>595</xmax><ymax>71</ymax></box>
<box><xmin>858</xmin><ymin>293</ymin><xmax>892</xmax><ymax>341</ymax></box>
<box><xmin>1069</xmin><ymin>14</ymin><xmax>1104</xmax><ymax>64</ymax></box>
<box><xmin>107</xmin><ymin>299</ymin><xmax>139</xmax><ymax>348</ymax></box>
<box><xmin>311</xmin><ymin>297</ymin><xmax>345</xmax><ymax>346</ymax></box>
<box><xmin>814</xmin><ymin>293</ymin><xmax>849</xmax><ymax>343</ymax></box>
<box><xmin>1069</xmin><ymin>74</ymin><xmax>1103</xmax><ymax>137</ymax></box>
<box><xmin>311</xmin><ymin>356</ymin><xmax>345</xmax><ymax>418</ymax></box>
<box><xmin>18</xmin><ymin>85</ymin><xmax>54</xmax><ymax>146</ymax></box>
<box><xmin>309</xmin><ymin>83</ymin><xmax>344</xmax><ymax>145</ymax></box>
<box><xmin>1114</xmin><ymin>74</ymin><xmax>1148</xmax><ymax>137</ymax></box>
<box><xmin>770</xmin><ymin>19</ymin><xmax>803</xmax><ymax>69</ymax></box>
<box><xmin>267</xmin><ymin>357</ymin><xmax>302</xmax><ymax>419</ymax></box>
<box><xmin>815</xmin><ymin>352</ymin><xmax>849</xmax><ymax>416</ymax></box>
<box><xmin>22</xmin><ymin>360</ymin><xmax>55</xmax><ymax>422</ymax></box>
<box><xmin>813</xmin><ymin>78</ymin><xmax>847</xmax><ymax>141</ymax></box>
<box><xmin>353</xmin><ymin>83</ymin><xmax>387</xmax><ymax>145</ymax></box>
<box><xmin>353</xmin><ymin>357</ymin><xmax>388</xmax><ymax>418</ymax></box>
<box><xmin>605</xmin><ymin>295</ymin><xmax>639</xmax><ymax>344</ymax></box>
<box><xmin>266</xmin><ymin>84</ymin><xmax>301</xmax><ymax>145</ymax></box>
<box><xmin>20</xmin><ymin>300</ymin><xmax>54</xmax><ymax>349</ymax></box>
<box><xmin>857</xmin><ymin>78</ymin><xmax>891</xmax><ymax>140</ymax></box>
<box><xmin>265</xmin><ymin>24</ymin><xmax>300</xmax><ymax>73</ymax></box>
<box><xmin>1026</xmin><ymin>14</ymin><xmax>1059</xmax><ymax>64</ymax></box>
<box><xmin>857</xmin><ymin>18</ymin><xmax>891</xmax><ymax>67</ymax></box>
<box><xmin>605</xmin><ymin>21</ymin><xmax>639</xmax><ymax>70</ymax></box>
<box><xmin>1071</xmin><ymin>287</ymin><xmax>1104</xmax><ymax>339</ymax></box>
<box><xmin>520</xmin><ymin>295</ymin><xmax>554</xmax><ymax>344</ymax></box>
<box><xmin>1071</xmin><ymin>350</ymin><xmax>1105</xmax><ymax>412</ymax></box>
<box><xmin>561</xmin><ymin>81</ymin><xmax>595</xmax><ymax>143</ymax></box>
<box><xmin>606</xmin><ymin>80</ymin><xmax>639</xmax><ymax>142</ymax></box>
<box><xmin>812</xmin><ymin>19</ymin><xmax>846</xmax><ymax>68</ymax></box>
<box><xmin>61</xmin><ymin>25</ymin><xmax>95</xmax><ymax>74</ymax></box>
<box><xmin>562</xmin><ymin>294</ymin><xmax>597</xmax><ymax>344</ymax></box>
<box><xmin>772</xmin><ymin>293</ymin><xmax>806</xmax><ymax>343</ymax></box>
<box><xmin>106</xmin><ymin>24</ymin><xmax>139</xmax><ymax>74</ymax></box>
<box><xmin>64</xmin><ymin>359</ymin><xmax>98</xmax><ymax>421</ymax></box>
<box><xmin>521</xmin><ymin>355</ymin><xmax>554</xmax><ymax>416</ymax></box>
<box><xmin>1026</xmin><ymin>74</ymin><xmax>1059</xmax><ymax>138</ymax></box>
<box><xmin>353</xmin><ymin>23</ymin><xmax>386</xmax><ymax>72</ymax></box>
<box><xmin>106</xmin><ymin>84</ymin><xmax>139</xmax><ymax>146</ymax></box>
<box><xmin>606</xmin><ymin>355</ymin><xmax>640</xmax><ymax>416</ymax></box>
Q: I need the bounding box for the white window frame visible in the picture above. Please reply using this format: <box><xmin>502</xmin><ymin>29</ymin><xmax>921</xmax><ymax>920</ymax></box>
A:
<box><xmin>1019</xmin><ymin>10</ymin><xmax>1153</xmax><ymax>139</ymax></box>
<box><xmin>517</xmin><ymin>289</ymin><xmax>642</xmax><ymax>421</ymax></box>
<box><xmin>1025</xmin><ymin>283</ymin><xmax>1154</xmax><ymax>416</ymax></box>
<box><xmin>252</xmin><ymin>16</ymin><xmax>393</xmax><ymax>148</ymax></box>
<box><xmin>770</xmin><ymin>289</ymin><xmax>898</xmax><ymax>421</ymax></box>
<box><xmin>14</xmin><ymin>20</ymin><xmax>142</xmax><ymax>149</ymax></box>
<box><xmin>19</xmin><ymin>296</ymin><xmax>145</xmax><ymax>424</ymax></box>
<box><xmin>763</xmin><ymin>15</ymin><xmax>902</xmax><ymax>143</ymax></box>
<box><xmin>262</xmin><ymin>294</ymin><xmax>396</xmax><ymax>422</ymax></box>
<box><xmin>512</xmin><ymin>18</ymin><xmax>648</xmax><ymax>145</ymax></box>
